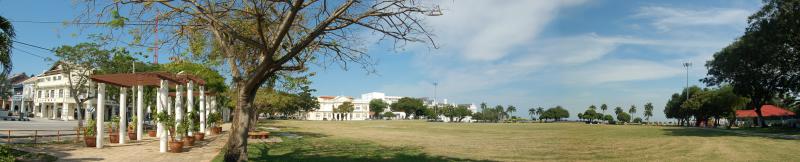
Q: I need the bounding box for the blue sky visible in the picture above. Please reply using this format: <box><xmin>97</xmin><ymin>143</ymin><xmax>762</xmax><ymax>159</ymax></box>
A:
<box><xmin>1</xmin><ymin>0</ymin><xmax>762</xmax><ymax>121</ymax></box>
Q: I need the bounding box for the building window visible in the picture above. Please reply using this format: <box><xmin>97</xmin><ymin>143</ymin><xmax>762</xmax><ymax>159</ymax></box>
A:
<box><xmin>316</xmin><ymin>113</ymin><xmax>321</xmax><ymax>118</ymax></box>
<box><xmin>59</xmin><ymin>89</ymin><xmax>63</xmax><ymax>98</ymax></box>
<box><xmin>38</xmin><ymin>91</ymin><xmax>41</xmax><ymax>98</ymax></box>
<box><xmin>50</xmin><ymin>90</ymin><xmax>54</xmax><ymax>98</ymax></box>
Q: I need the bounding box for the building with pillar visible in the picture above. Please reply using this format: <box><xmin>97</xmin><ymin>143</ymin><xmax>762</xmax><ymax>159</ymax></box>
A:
<box><xmin>26</xmin><ymin>61</ymin><xmax>118</xmax><ymax>121</ymax></box>
<box><xmin>1</xmin><ymin>73</ymin><xmax>30</xmax><ymax>115</ymax></box>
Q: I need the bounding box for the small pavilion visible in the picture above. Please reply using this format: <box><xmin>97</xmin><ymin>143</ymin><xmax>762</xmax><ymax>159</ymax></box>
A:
<box><xmin>735</xmin><ymin>105</ymin><xmax>796</xmax><ymax>127</ymax></box>
<box><xmin>89</xmin><ymin>72</ymin><xmax>217</xmax><ymax>153</ymax></box>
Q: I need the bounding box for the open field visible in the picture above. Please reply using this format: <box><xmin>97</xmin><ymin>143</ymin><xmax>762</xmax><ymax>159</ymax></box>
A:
<box><xmin>220</xmin><ymin>120</ymin><xmax>800</xmax><ymax>161</ymax></box>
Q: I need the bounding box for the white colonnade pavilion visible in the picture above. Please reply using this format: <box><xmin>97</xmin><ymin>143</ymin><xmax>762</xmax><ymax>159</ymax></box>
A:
<box><xmin>89</xmin><ymin>72</ymin><xmax>215</xmax><ymax>153</ymax></box>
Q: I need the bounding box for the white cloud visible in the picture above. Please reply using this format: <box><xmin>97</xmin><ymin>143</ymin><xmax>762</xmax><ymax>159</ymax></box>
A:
<box><xmin>425</xmin><ymin>0</ymin><xmax>586</xmax><ymax>61</ymax></box>
<box><xmin>563</xmin><ymin>59</ymin><xmax>684</xmax><ymax>84</ymax></box>
<box><xmin>634</xmin><ymin>6</ymin><xmax>752</xmax><ymax>31</ymax></box>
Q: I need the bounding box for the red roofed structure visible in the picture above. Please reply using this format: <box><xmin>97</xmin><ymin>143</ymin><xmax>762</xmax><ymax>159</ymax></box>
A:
<box><xmin>735</xmin><ymin>105</ymin><xmax>795</xmax><ymax>118</ymax></box>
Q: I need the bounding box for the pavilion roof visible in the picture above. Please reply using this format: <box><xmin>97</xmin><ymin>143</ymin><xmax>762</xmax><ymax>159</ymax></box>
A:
<box><xmin>90</xmin><ymin>72</ymin><xmax>205</xmax><ymax>88</ymax></box>
<box><xmin>735</xmin><ymin>105</ymin><xmax>796</xmax><ymax>118</ymax></box>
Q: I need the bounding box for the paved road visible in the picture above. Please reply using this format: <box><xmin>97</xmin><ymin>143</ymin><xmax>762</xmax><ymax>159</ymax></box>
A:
<box><xmin>0</xmin><ymin>118</ymin><xmax>79</xmax><ymax>130</ymax></box>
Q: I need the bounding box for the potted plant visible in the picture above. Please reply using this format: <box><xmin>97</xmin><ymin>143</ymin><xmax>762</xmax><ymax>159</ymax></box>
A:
<box><xmin>128</xmin><ymin>115</ymin><xmax>137</xmax><ymax>140</ymax></box>
<box><xmin>179</xmin><ymin>116</ymin><xmax>194</xmax><ymax>146</ymax></box>
<box><xmin>109</xmin><ymin>116</ymin><xmax>120</xmax><ymax>143</ymax></box>
<box><xmin>192</xmin><ymin>111</ymin><xmax>205</xmax><ymax>141</ymax></box>
<box><xmin>208</xmin><ymin>112</ymin><xmax>222</xmax><ymax>135</ymax></box>
<box><xmin>159</xmin><ymin>111</ymin><xmax>182</xmax><ymax>153</ymax></box>
<box><xmin>84</xmin><ymin>119</ymin><xmax>97</xmax><ymax>147</ymax></box>
<box><xmin>147</xmin><ymin>106</ymin><xmax>158</xmax><ymax>137</ymax></box>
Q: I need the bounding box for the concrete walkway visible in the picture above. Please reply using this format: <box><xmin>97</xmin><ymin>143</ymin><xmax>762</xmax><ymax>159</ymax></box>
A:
<box><xmin>16</xmin><ymin>123</ymin><xmax>230</xmax><ymax>162</ymax></box>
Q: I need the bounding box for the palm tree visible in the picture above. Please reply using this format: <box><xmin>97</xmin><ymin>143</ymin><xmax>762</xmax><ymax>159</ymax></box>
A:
<box><xmin>0</xmin><ymin>16</ymin><xmax>14</xmax><ymax>88</ymax></box>
<box><xmin>528</xmin><ymin>108</ymin><xmax>536</xmax><ymax>120</ymax></box>
<box><xmin>644</xmin><ymin>102</ymin><xmax>654</xmax><ymax>122</ymax></box>
<box><xmin>506</xmin><ymin>105</ymin><xmax>516</xmax><ymax>118</ymax></box>
<box><xmin>614</xmin><ymin>106</ymin><xmax>623</xmax><ymax>115</ymax></box>
<box><xmin>629</xmin><ymin>105</ymin><xmax>637</xmax><ymax>117</ymax></box>
<box><xmin>600</xmin><ymin>104</ymin><xmax>608</xmax><ymax>114</ymax></box>
<box><xmin>588</xmin><ymin>105</ymin><xmax>597</xmax><ymax>111</ymax></box>
<box><xmin>536</xmin><ymin>107</ymin><xmax>545</xmax><ymax>122</ymax></box>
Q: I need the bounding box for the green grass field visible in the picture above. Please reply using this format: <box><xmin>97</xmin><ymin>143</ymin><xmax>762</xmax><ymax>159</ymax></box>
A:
<box><xmin>215</xmin><ymin>120</ymin><xmax>800</xmax><ymax>161</ymax></box>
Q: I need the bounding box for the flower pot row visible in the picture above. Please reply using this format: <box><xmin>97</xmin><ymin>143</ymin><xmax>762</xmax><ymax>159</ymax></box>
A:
<box><xmin>84</xmin><ymin>129</ymin><xmax>211</xmax><ymax>154</ymax></box>
<box><xmin>168</xmin><ymin>133</ymin><xmax>205</xmax><ymax>153</ymax></box>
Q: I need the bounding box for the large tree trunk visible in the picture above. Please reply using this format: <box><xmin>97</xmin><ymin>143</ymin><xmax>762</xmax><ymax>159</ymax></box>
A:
<box><xmin>751</xmin><ymin>97</ymin><xmax>767</xmax><ymax>128</ymax></box>
<box><xmin>224</xmin><ymin>88</ymin><xmax>256</xmax><ymax>162</ymax></box>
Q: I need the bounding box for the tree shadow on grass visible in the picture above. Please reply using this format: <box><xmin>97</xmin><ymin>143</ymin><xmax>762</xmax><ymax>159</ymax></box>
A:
<box><xmin>662</xmin><ymin>127</ymin><xmax>797</xmax><ymax>140</ymax></box>
<box><xmin>249</xmin><ymin>131</ymin><xmax>496</xmax><ymax>162</ymax></box>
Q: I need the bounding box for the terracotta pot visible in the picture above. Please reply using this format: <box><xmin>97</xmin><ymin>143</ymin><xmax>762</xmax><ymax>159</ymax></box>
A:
<box><xmin>183</xmin><ymin>136</ymin><xmax>195</xmax><ymax>146</ymax></box>
<box><xmin>148</xmin><ymin>130</ymin><xmax>156</xmax><ymax>137</ymax></box>
<box><xmin>84</xmin><ymin>136</ymin><xmax>96</xmax><ymax>147</ymax></box>
<box><xmin>109</xmin><ymin>133</ymin><xmax>119</xmax><ymax>143</ymax></box>
<box><xmin>169</xmin><ymin>141</ymin><xmax>183</xmax><ymax>153</ymax></box>
<box><xmin>128</xmin><ymin>132</ymin><xmax>137</xmax><ymax>140</ymax></box>
<box><xmin>195</xmin><ymin>132</ymin><xmax>205</xmax><ymax>141</ymax></box>
<box><xmin>211</xmin><ymin>127</ymin><xmax>222</xmax><ymax>135</ymax></box>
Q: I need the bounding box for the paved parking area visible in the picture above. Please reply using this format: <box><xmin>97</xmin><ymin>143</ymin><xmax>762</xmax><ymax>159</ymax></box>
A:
<box><xmin>0</xmin><ymin>118</ymin><xmax>78</xmax><ymax>130</ymax></box>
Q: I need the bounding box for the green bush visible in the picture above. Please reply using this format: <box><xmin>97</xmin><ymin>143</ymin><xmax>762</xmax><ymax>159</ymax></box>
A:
<box><xmin>85</xmin><ymin>119</ymin><xmax>97</xmax><ymax>136</ymax></box>
<box><xmin>633</xmin><ymin>117</ymin><xmax>643</xmax><ymax>123</ymax></box>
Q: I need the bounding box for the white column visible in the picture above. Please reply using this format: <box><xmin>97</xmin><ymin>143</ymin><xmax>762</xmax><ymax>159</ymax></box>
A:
<box><xmin>158</xmin><ymin>80</ymin><xmax>167</xmax><ymax>153</ymax></box>
<box><xmin>167</xmin><ymin>96</ymin><xmax>173</xmax><ymax>116</ymax></box>
<box><xmin>199</xmin><ymin>86</ymin><xmax>206</xmax><ymax>134</ymax></box>
<box><xmin>119</xmin><ymin>87</ymin><xmax>127</xmax><ymax>144</ymax></box>
<box><xmin>96</xmin><ymin>83</ymin><xmax>106</xmax><ymax>149</ymax></box>
<box><xmin>175</xmin><ymin>85</ymin><xmax>183</xmax><ymax>140</ymax></box>
<box><xmin>156</xmin><ymin>82</ymin><xmax>162</xmax><ymax>138</ymax></box>
<box><xmin>136</xmin><ymin>85</ymin><xmax>143</xmax><ymax>141</ymax></box>
<box><xmin>51</xmin><ymin>103</ymin><xmax>57</xmax><ymax>119</ymax></box>
<box><xmin>186</xmin><ymin>81</ymin><xmax>194</xmax><ymax>136</ymax></box>
<box><xmin>20</xmin><ymin>98</ymin><xmax>25</xmax><ymax>116</ymax></box>
<box><xmin>84</xmin><ymin>100</ymin><xmax>91</xmax><ymax>121</ymax></box>
<box><xmin>61</xmin><ymin>102</ymin><xmax>68</xmax><ymax>121</ymax></box>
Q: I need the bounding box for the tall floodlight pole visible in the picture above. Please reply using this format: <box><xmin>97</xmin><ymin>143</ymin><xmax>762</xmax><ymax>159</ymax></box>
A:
<box><xmin>683</xmin><ymin>62</ymin><xmax>691</xmax><ymax>100</ymax></box>
<box><xmin>433</xmin><ymin>82</ymin><xmax>438</xmax><ymax>121</ymax></box>
<box><xmin>682</xmin><ymin>62</ymin><xmax>691</xmax><ymax>126</ymax></box>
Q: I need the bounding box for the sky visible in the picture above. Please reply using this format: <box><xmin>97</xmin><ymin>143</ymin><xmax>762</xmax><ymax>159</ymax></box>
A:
<box><xmin>1</xmin><ymin>0</ymin><xmax>763</xmax><ymax>121</ymax></box>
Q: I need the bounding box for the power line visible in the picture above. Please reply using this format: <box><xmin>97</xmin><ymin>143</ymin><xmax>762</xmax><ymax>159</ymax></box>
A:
<box><xmin>11</xmin><ymin>46</ymin><xmax>53</xmax><ymax>61</ymax></box>
<box><xmin>11</xmin><ymin>40</ymin><xmax>56</xmax><ymax>52</ymax></box>
<box><xmin>10</xmin><ymin>20</ymin><xmax>200</xmax><ymax>27</ymax></box>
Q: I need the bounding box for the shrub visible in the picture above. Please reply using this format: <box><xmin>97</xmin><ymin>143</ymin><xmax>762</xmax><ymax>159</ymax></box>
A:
<box><xmin>85</xmin><ymin>119</ymin><xmax>97</xmax><ymax>136</ymax></box>
<box><xmin>633</xmin><ymin>117</ymin><xmax>643</xmax><ymax>123</ymax></box>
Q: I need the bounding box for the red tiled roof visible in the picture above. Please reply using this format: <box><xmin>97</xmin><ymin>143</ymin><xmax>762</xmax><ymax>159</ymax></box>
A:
<box><xmin>735</xmin><ymin>105</ymin><xmax>796</xmax><ymax>118</ymax></box>
<box><xmin>319</xmin><ymin>96</ymin><xmax>335</xmax><ymax>100</ymax></box>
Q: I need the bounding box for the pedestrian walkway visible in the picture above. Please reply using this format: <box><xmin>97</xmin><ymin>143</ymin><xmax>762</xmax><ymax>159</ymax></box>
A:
<box><xmin>15</xmin><ymin>123</ymin><xmax>230</xmax><ymax>162</ymax></box>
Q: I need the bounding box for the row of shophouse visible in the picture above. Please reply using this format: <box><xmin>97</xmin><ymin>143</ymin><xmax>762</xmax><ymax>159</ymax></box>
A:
<box><xmin>0</xmin><ymin>61</ymin><xmax>118</xmax><ymax>121</ymax></box>
<box><xmin>305</xmin><ymin>92</ymin><xmax>478</xmax><ymax>122</ymax></box>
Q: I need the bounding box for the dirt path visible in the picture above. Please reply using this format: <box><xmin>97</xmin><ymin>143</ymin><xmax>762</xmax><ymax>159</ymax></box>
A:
<box><xmin>16</xmin><ymin>123</ymin><xmax>230</xmax><ymax>162</ymax></box>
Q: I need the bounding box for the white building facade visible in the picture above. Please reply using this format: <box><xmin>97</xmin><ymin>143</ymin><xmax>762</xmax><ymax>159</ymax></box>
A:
<box><xmin>304</xmin><ymin>92</ymin><xmax>478</xmax><ymax>121</ymax></box>
<box><xmin>305</xmin><ymin>96</ymin><xmax>370</xmax><ymax>120</ymax></box>
<box><xmin>26</xmin><ymin>61</ymin><xmax>117</xmax><ymax>121</ymax></box>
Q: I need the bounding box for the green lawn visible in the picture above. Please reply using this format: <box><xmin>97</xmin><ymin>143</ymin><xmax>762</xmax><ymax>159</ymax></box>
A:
<box><xmin>215</xmin><ymin>120</ymin><xmax>800</xmax><ymax>161</ymax></box>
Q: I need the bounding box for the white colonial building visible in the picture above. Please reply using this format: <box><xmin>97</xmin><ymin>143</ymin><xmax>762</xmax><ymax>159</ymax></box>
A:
<box><xmin>25</xmin><ymin>61</ymin><xmax>117</xmax><ymax>121</ymax></box>
<box><xmin>304</xmin><ymin>92</ymin><xmax>479</xmax><ymax>121</ymax></box>
<box><xmin>305</xmin><ymin>96</ymin><xmax>370</xmax><ymax>120</ymax></box>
